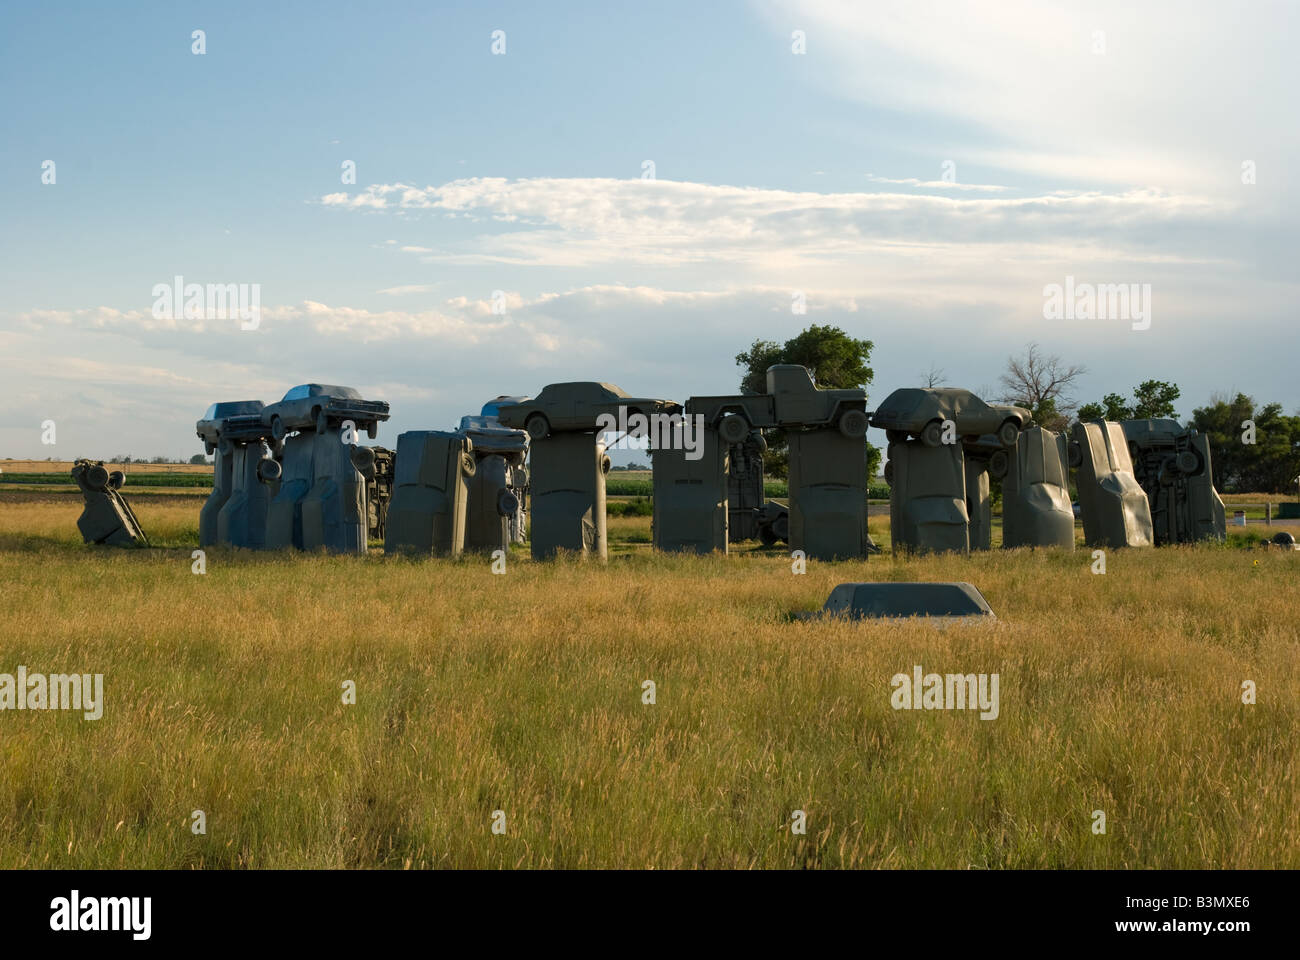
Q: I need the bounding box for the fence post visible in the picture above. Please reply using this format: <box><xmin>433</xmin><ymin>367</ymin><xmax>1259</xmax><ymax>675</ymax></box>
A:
<box><xmin>1266</xmin><ymin>501</ymin><xmax>1272</xmax><ymax>526</ymax></box>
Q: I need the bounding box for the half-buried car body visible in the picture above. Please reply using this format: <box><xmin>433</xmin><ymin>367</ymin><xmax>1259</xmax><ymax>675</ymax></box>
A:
<box><xmin>196</xmin><ymin>400</ymin><xmax>278</xmax><ymax>548</ymax></box>
<box><xmin>1070</xmin><ymin>421</ymin><xmax>1154</xmax><ymax>548</ymax></box>
<box><xmin>71</xmin><ymin>459</ymin><xmax>148</xmax><ymax>546</ymax></box>
<box><xmin>1120</xmin><ymin>418</ymin><xmax>1225</xmax><ymax>544</ymax></box>
<box><xmin>1001</xmin><ymin>426</ymin><xmax>1075</xmax><ymax>549</ymax></box>
<box><xmin>886</xmin><ymin>440</ymin><xmax>970</xmax><ymax>555</ymax></box>
<box><xmin>458</xmin><ymin>407</ymin><xmax>530</xmax><ymax>551</ymax></box>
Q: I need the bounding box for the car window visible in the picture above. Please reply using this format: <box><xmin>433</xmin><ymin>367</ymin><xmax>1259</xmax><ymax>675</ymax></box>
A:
<box><xmin>205</xmin><ymin>400</ymin><xmax>262</xmax><ymax>419</ymax></box>
<box><xmin>283</xmin><ymin>385</ymin><xmax>312</xmax><ymax>401</ymax></box>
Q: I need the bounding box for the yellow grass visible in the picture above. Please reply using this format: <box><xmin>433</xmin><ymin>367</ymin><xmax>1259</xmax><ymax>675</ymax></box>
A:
<box><xmin>0</xmin><ymin>495</ymin><xmax>1296</xmax><ymax>868</ymax></box>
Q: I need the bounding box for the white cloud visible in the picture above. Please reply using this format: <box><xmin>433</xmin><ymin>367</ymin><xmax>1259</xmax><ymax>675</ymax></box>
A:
<box><xmin>376</xmin><ymin>284</ymin><xmax>439</xmax><ymax>296</ymax></box>
<box><xmin>755</xmin><ymin>0</ymin><xmax>1298</xmax><ymax>199</ymax></box>
<box><xmin>328</xmin><ymin>176</ymin><xmax>1231</xmax><ymax>274</ymax></box>
<box><xmin>4</xmin><ymin>274</ymin><xmax>1297</xmax><ymax>460</ymax></box>
<box><xmin>865</xmin><ymin>175</ymin><xmax>1007</xmax><ymax>192</ymax></box>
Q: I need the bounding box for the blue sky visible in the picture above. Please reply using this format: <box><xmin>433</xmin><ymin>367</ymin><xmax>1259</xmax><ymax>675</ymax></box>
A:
<box><xmin>1</xmin><ymin>0</ymin><xmax>1296</xmax><ymax>461</ymax></box>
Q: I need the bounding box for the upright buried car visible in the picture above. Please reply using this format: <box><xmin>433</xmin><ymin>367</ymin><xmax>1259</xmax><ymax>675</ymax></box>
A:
<box><xmin>457</xmin><ymin>409</ymin><xmax>530</xmax><ymax>550</ymax></box>
<box><xmin>71</xmin><ymin>459</ymin><xmax>148</xmax><ymax>546</ymax></box>
<box><xmin>261</xmin><ymin>384</ymin><xmax>390</xmax><ymax>441</ymax></box>
<box><xmin>872</xmin><ymin>388</ymin><xmax>1030</xmax><ymax>449</ymax></box>
<box><xmin>495</xmin><ymin>382</ymin><xmax>682</xmax><ymax>440</ymax></box>
<box><xmin>1070</xmin><ymin>420</ymin><xmax>1154</xmax><ymax>548</ymax></box>
<box><xmin>1000</xmin><ymin>426</ymin><xmax>1076</xmax><ymax>549</ymax></box>
<box><xmin>1120</xmin><ymin>418</ymin><xmax>1225</xmax><ymax>544</ymax></box>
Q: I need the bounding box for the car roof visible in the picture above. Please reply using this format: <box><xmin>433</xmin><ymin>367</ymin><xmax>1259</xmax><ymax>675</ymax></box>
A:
<box><xmin>1120</xmin><ymin>418</ymin><xmax>1184</xmax><ymax>440</ymax></box>
<box><xmin>202</xmin><ymin>400</ymin><xmax>264</xmax><ymax>419</ymax></box>
<box><xmin>480</xmin><ymin>396</ymin><xmax>530</xmax><ymax>417</ymax></box>
<box><xmin>281</xmin><ymin>383</ymin><xmax>362</xmax><ymax>401</ymax></box>
<box><xmin>537</xmin><ymin>382</ymin><xmax>630</xmax><ymax>399</ymax></box>
<box><xmin>889</xmin><ymin>387</ymin><xmax>977</xmax><ymax>403</ymax></box>
<box><xmin>458</xmin><ymin>414</ymin><xmax>522</xmax><ymax>433</ymax></box>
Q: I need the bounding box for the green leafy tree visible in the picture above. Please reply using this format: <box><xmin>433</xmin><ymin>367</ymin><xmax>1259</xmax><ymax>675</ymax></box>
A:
<box><xmin>1077</xmin><ymin>392</ymin><xmax>1132</xmax><ymax>422</ymax></box>
<box><xmin>1131</xmin><ymin>379</ymin><xmax>1181</xmax><ymax>420</ymax></box>
<box><xmin>1025</xmin><ymin>396</ymin><xmax>1063</xmax><ymax>430</ymax></box>
<box><xmin>1190</xmin><ymin>393</ymin><xmax>1300</xmax><ymax>493</ymax></box>
<box><xmin>736</xmin><ymin>324</ymin><xmax>874</xmax><ymax>396</ymax></box>
<box><xmin>1077</xmin><ymin>381</ymin><xmax>1179</xmax><ymax>424</ymax></box>
<box><xmin>735</xmin><ymin>324</ymin><xmax>876</xmax><ymax>478</ymax></box>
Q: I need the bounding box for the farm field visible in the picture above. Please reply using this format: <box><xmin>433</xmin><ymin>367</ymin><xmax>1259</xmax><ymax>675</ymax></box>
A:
<box><xmin>0</xmin><ymin>490</ymin><xmax>1296</xmax><ymax>869</ymax></box>
<box><xmin>0</xmin><ymin>460</ymin><xmax>212</xmax><ymax>474</ymax></box>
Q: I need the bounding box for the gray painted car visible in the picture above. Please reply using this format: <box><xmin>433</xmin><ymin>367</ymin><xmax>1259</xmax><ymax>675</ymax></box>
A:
<box><xmin>1120</xmin><ymin>418</ymin><xmax>1225</xmax><ymax>544</ymax></box>
<box><xmin>796</xmin><ymin>581</ymin><xmax>996</xmax><ymax>622</ymax></box>
<box><xmin>872</xmin><ymin>388</ymin><xmax>1031</xmax><ymax>448</ymax></box>
<box><xmin>457</xmin><ymin>414</ymin><xmax>529</xmax><ymax>457</ymax></box>
<box><xmin>261</xmin><ymin>384</ymin><xmax>390</xmax><ymax>441</ymax></box>
<box><xmin>689</xmin><ymin>364</ymin><xmax>869</xmax><ymax>445</ymax></box>
<box><xmin>196</xmin><ymin>400</ymin><xmax>267</xmax><ymax>455</ymax></box>
<box><xmin>495</xmin><ymin>382</ymin><xmax>681</xmax><ymax>440</ymax></box>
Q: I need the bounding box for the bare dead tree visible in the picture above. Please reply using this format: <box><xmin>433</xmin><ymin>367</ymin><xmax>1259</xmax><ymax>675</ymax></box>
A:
<box><xmin>997</xmin><ymin>342</ymin><xmax>1086</xmax><ymax>415</ymax></box>
<box><xmin>920</xmin><ymin>363</ymin><xmax>947</xmax><ymax>388</ymax></box>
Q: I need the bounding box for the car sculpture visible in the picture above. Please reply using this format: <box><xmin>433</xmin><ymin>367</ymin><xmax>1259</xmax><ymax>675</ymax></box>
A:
<box><xmin>690</xmin><ymin>364</ymin><xmax>869</xmax><ymax>445</ymax></box>
<box><xmin>495</xmin><ymin>382</ymin><xmax>682</xmax><ymax>440</ymax></box>
<box><xmin>195</xmin><ymin>400</ymin><xmax>267</xmax><ymax>455</ymax></box>
<box><xmin>1119</xmin><ymin>418</ymin><xmax>1224</xmax><ymax>544</ymax></box>
<box><xmin>871</xmin><ymin>388</ymin><xmax>1030</xmax><ymax>449</ymax></box>
<box><xmin>261</xmin><ymin>384</ymin><xmax>390</xmax><ymax>441</ymax></box>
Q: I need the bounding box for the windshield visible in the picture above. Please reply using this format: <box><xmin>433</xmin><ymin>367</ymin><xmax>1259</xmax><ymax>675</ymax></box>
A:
<box><xmin>203</xmin><ymin>400</ymin><xmax>263</xmax><ymax>419</ymax></box>
<box><xmin>282</xmin><ymin>384</ymin><xmax>362</xmax><ymax>402</ymax></box>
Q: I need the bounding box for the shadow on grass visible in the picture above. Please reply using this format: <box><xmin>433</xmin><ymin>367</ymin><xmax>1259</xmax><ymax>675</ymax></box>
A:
<box><xmin>0</xmin><ymin>532</ymin><xmax>99</xmax><ymax>553</ymax></box>
<box><xmin>0</xmin><ymin>532</ymin><xmax>199</xmax><ymax>554</ymax></box>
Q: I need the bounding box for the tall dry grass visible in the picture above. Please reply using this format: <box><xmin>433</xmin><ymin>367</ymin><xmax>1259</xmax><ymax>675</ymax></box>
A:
<box><xmin>0</xmin><ymin>497</ymin><xmax>1296</xmax><ymax>868</ymax></box>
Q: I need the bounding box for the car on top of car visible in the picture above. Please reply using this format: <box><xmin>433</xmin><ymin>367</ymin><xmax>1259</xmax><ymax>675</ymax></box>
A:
<box><xmin>872</xmin><ymin>387</ymin><xmax>1031</xmax><ymax>449</ymax></box>
<box><xmin>260</xmin><ymin>384</ymin><xmax>390</xmax><ymax>441</ymax></box>
<box><xmin>494</xmin><ymin>382</ymin><xmax>682</xmax><ymax>440</ymax></box>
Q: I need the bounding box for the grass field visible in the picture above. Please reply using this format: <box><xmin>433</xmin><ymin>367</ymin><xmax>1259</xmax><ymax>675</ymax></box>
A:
<box><xmin>0</xmin><ymin>492</ymin><xmax>1296</xmax><ymax>869</ymax></box>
